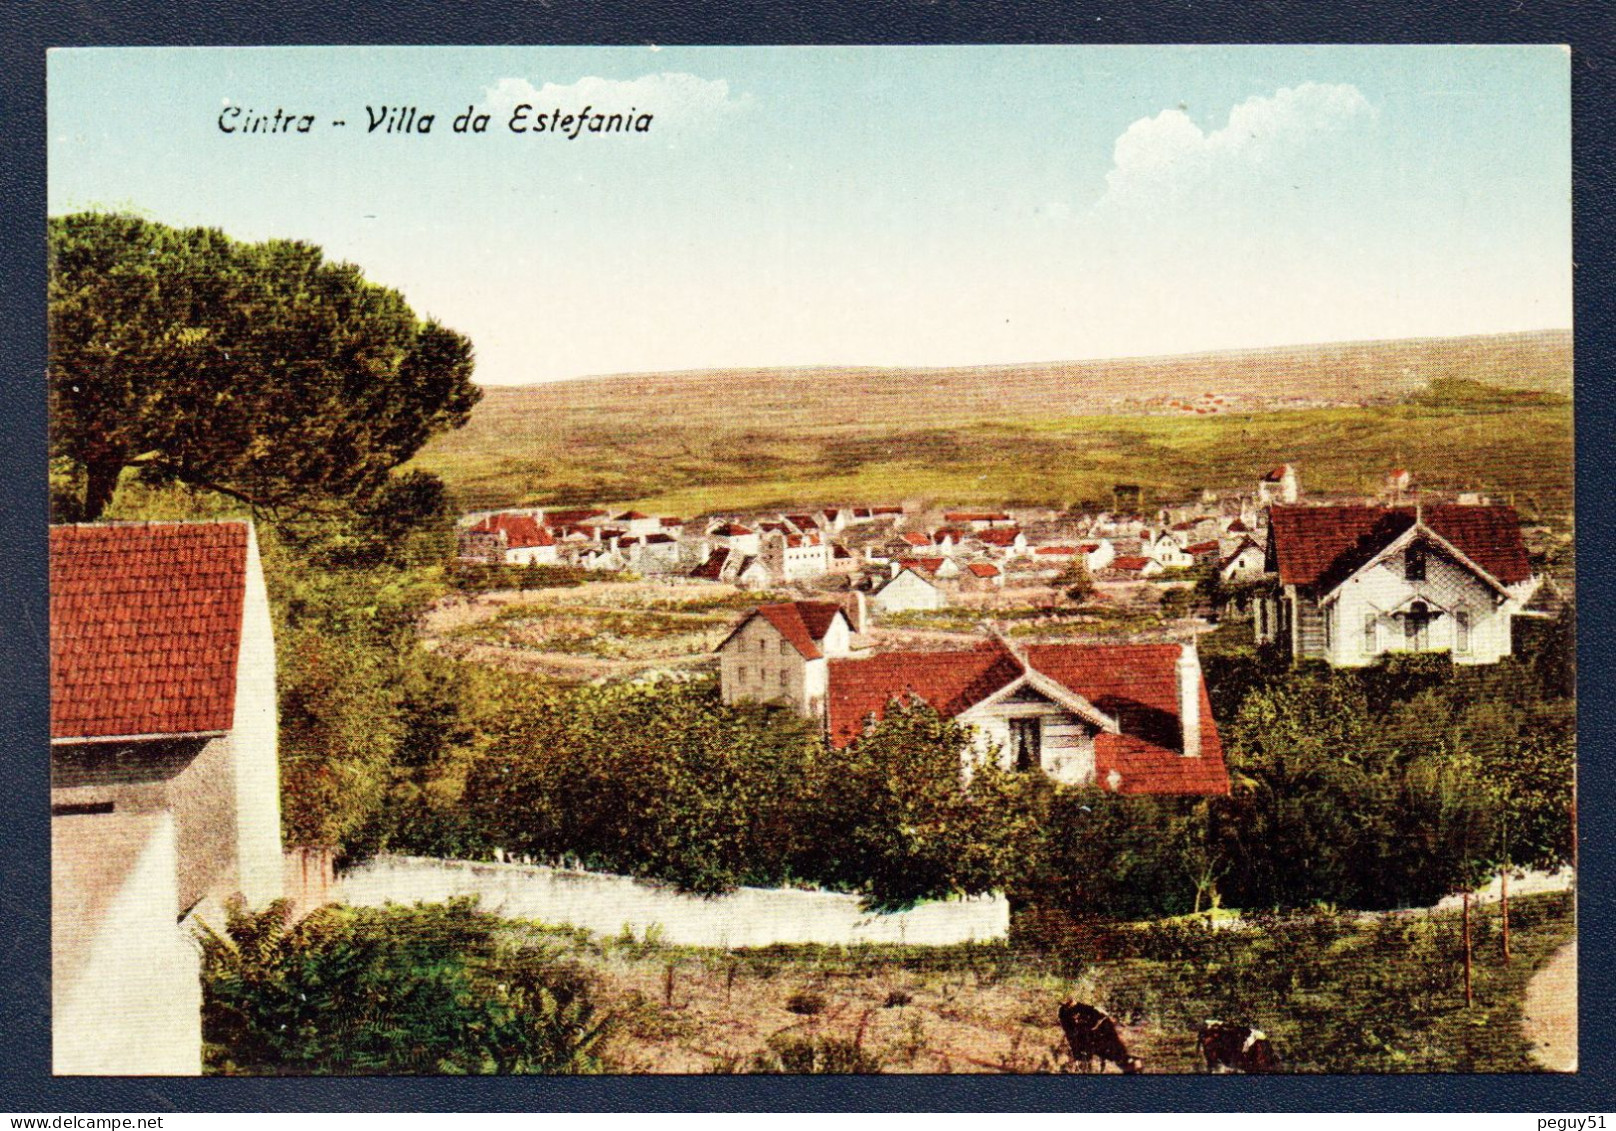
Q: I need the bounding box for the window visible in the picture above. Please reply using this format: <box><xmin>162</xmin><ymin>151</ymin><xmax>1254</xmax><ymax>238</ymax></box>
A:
<box><xmin>1009</xmin><ymin>718</ymin><xmax>1042</xmax><ymax>772</ymax></box>
<box><xmin>1363</xmin><ymin>612</ymin><xmax>1378</xmax><ymax>654</ymax></box>
<box><xmin>1455</xmin><ymin>609</ymin><xmax>1471</xmax><ymax>653</ymax></box>
<box><xmin>780</xmin><ymin>641</ymin><xmax>792</xmax><ymax>657</ymax></box>
<box><xmin>1323</xmin><ymin>605</ymin><xmax>1334</xmax><ymax>651</ymax></box>
<box><xmin>1405</xmin><ymin>543</ymin><xmax>1426</xmax><ymax>582</ymax></box>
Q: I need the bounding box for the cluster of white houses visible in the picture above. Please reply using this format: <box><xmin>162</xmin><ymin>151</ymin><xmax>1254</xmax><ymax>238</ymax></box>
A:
<box><xmin>457</xmin><ymin>485</ymin><xmax>1288</xmax><ymax>616</ymax></box>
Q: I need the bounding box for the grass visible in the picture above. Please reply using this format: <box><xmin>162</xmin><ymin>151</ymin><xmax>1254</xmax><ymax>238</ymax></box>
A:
<box><xmin>500</xmin><ymin>891</ymin><xmax>1573</xmax><ymax>1074</ymax></box>
<box><xmin>410</xmin><ymin>331</ymin><xmax>1572</xmax><ymax>522</ymax></box>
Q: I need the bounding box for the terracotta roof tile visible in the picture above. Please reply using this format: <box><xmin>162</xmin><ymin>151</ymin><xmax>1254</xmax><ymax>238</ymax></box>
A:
<box><xmin>51</xmin><ymin>523</ymin><xmax>251</xmax><ymax>740</ymax></box>
<box><xmin>722</xmin><ymin>601</ymin><xmax>848</xmax><ymax>660</ymax></box>
<box><xmin>690</xmin><ymin>548</ymin><xmax>730</xmax><ymax>580</ymax></box>
<box><xmin>1268</xmin><ymin>505</ymin><xmax>1530</xmax><ymax>590</ymax></box>
<box><xmin>967</xmin><ymin>563</ymin><xmax>1001</xmax><ymax>577</ymax></box>
<box><xmin>471</xmin><ymin>513</ymin><xmax>555</xmax><ymax>548</ymax></box>
<box><xmin>825</xmin><ymin>640</ymin><xmax>1228</xmax><ymax>796</ymax></box>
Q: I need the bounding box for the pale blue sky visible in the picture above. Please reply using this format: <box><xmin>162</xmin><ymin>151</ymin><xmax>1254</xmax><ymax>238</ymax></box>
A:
<box><xmin>49</xmin><ymin>46</ymin><xmax>1570</xmax><ymax>386</ymax></box>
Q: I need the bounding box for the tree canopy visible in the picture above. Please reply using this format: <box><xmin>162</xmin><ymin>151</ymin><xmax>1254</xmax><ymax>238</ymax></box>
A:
<box><xmin>48</xmin><ymin>212</ymin><xmax>481</xmax><ymax>520</ymax></box>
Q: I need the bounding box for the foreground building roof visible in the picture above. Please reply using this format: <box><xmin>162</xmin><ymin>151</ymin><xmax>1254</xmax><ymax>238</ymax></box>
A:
<box><xmin>1267</xmin><ymin>505</ymin><xmax>1530</xmax><ymax>590</ymax></box>
<box><xmin>826</xmin><ymin>640</ymin><xmax>1228</xmax><ymax>795</ymax></box>
<box><xmin>51</xmin><ymin>523</ymin><xmax>250</xmax><ymax>740</ymax></box>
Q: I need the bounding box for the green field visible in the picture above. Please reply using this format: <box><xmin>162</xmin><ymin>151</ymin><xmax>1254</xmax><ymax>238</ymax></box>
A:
<box><xmin>409</xmin><ymin>331</ymin><xmax>1572</xmax><ymax>520</ymax></box>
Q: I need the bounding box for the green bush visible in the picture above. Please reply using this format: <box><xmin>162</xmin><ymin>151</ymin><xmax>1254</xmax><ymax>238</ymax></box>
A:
<box><xmin>199</xmin><ymin>899</ymin><xmax>611</xmax><ymax>1075</ymax></box>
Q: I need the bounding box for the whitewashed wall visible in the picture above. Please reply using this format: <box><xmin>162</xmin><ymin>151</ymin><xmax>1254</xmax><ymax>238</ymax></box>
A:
<box><xmin>336</xmin><ymin>855</ymin><xmax>1009</xmax><ymax>949</ymax></box>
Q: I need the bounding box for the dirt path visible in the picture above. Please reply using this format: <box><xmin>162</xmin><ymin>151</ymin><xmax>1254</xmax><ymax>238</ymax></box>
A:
<box><xmin>1522</xmin><ymin>939</ymin><xmax>1577</xmax><ymax>1072</ymax></box>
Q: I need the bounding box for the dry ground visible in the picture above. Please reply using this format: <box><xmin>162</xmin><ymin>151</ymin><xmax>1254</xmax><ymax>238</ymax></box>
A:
<box><xmin>1522</xmin><ymin>940</ymin><xmax>1577</xmax><ymax>1072</ymax></box>
<box><xmin>568</xmin><ymin>944</ymin><xmax>1191</xmax><ymax>1075</ymax></box>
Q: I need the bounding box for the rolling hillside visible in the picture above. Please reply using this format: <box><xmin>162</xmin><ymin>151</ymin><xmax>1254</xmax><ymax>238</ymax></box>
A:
<box><xmin>411</xmin><ymin>330</ymin><xmax>1572</xmax><ymax>518</ymax></box>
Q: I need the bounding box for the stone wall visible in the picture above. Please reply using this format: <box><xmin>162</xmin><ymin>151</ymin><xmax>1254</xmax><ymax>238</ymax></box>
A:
<box><xmin>335</xmin><ymin>854</ymin><xmax>1009</xmax><ymax>949</ymax></box>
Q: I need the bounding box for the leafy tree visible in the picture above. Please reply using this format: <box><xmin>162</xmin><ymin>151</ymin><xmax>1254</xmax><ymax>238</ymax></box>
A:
<box><xmin>48</xmin><ymin>212</ymin><xmax>480</xmax><ymax>520</ymax></box>
<box><xmin>802</xmin><ymin>701</ymin><xmax>1027</xmax><ymax>910</ymax></box>
<box><xmin>1051</xmin><ymin>559</ymin><xmax>1095</xmax><ymax>603</ymax></box>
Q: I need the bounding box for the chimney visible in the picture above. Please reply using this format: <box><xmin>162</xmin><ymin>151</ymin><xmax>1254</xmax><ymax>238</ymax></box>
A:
<box><xmin>842</xmin><ymin>590</ymin><xmax>867</xmax><ymax>635</ymax></box>
<box><xmin>1177</xmin><ymin>642</ymin><xmax>1202</xmax><ymax>758</ymax></box>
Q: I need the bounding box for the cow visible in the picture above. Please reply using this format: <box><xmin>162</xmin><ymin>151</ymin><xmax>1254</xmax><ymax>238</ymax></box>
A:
<box><xmin>1057</xmin><ymin>1001</ymin><xmax>1143</xmax><ymax>1074</ymax></box>
<box><xmin>1196</xmin><ymin>1020</ymin><xmax>1280</xmax><ymax>1073</ymax></box>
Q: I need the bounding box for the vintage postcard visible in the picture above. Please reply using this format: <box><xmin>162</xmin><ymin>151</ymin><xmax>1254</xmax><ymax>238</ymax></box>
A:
<box><xmin>45</xmin><ymin>45</ymin><xmax>1574</xmax><ymax>1078</ymax></box>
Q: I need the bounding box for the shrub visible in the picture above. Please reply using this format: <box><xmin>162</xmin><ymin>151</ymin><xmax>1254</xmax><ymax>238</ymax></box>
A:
<box><xmin>785</xmin><ymin>990</ymin><xmax>827</xmax><ymax>1016</ymax></box>
<box><xmin>199</xmin><ymin>899</ymin><xmax>611</xmax><ymax>1074</ymax></box>
<box><xmin>750</xmin><ymin>1034</ymin><xmax>883</xmax><ymax>1074</ymax></box>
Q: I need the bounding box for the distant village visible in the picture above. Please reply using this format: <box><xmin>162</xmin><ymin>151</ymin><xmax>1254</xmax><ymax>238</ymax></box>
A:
<box><xmin>455</xmin><ymin>463</ymin><xmax>1556</xmax><ymax>659</ymax></box>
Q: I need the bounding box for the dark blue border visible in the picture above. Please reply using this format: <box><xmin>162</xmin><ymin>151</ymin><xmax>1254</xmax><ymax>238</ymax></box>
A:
<box><xmin>3</xmin><ymin>1</ymin><xmax>1612</xmax><ymax>1113</ymax></box>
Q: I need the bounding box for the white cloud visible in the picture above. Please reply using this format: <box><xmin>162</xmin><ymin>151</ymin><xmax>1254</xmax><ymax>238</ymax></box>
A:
<box><xmin>1098</xmin><ymin>82</ymin><xmax>1373</xmax><ymax>206</ymax></box>
<box><xmin>481</xmin><ymin>72</ymin><xmax>748</xmax><ymax>129</ymax></box>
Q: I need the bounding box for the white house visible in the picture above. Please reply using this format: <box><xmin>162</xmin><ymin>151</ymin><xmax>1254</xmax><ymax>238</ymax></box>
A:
<box><xmin>50</xmin><ymin>522</ymin><xmax>285</xmax><ymax>1075</ymax></box>
<box><xmin>1142</xmin><ymin>531</ymin><xmax>1193</xmax><ymax>569</ymax></box>
<box><xmin>894</xmin><ymin>556</ymin><xmax>960</xmax><ymax>581</ymax></box>
<box><xmin>626</xmin><ymin>533</ymin><xmax>683</xmax><ymax>574</ymax></box>
<box><xmin>1256</xmin><ymin>464</ymin><xmax>1301</xmax><ymax>506</ymax></box>
<box><xmin>872</xmin><ymin>566</ymin><xmax>946</xmax><ymax>614</ymax></box>
<box><xmin>760</xmin><ymin>531</ymin><xmax>833</xmax><ymax>583</ymax></box>
<box><xmin>1106</xmin><ymin>555</ymin><xmax>1165</xmax><ymax>580</ymax></box>
<box><xmin>610</xmin><ymin>511</ymin><xmax>664</xmax><ymax>538</ymax></box>
<box><xmin>1219</xmin><ymin>537</ymin><xmax>1267</xmax><ymax>583</ymax></box>
<box><xmin>974</xmin><ymin>528</ymin><xmax>1029</xmax><ymax>557</ymax></box>
<box><xmin>460</xmin><ymin>512</ymin><xmax>560</xmax><ymax>565</ymax></box>
<box><xmin>1080</xmin><ymin>540</ymin><xmax>1116</xmax><ymax>573</ymax></box>
<box><xmin>720</xmin><ymin>613</ymin><xmax>1228</xmax><ymax>796</ymax></box>
<box><xmin>1255</xmin><ymin>504</ymin><xmax>1538</xmax><ymax>667</ymax></box>
<box><xmin>707</xmin><ymin>522</ymin><xmax>762</xmax><ymax>557</ymax></box>
<box><xmin>718</xmin><ymin>601</ymin><xmax>855</xmax><ymax>719</ymax></box>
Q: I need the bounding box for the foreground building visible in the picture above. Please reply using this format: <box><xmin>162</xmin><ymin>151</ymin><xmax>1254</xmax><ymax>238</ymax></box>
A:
<box><xmin>719</xmin><ymin>602</ymin><xmax>1227</xmax><ymax>795</ymax></box>
<box><xmin>51</xmin><ymin>522</ymin><xmax>285</xmax><ymax>1075</ymax></box>
<box><xmin>1255</xmin><ymin>504</ymin><xmax>1538</xmax><ymax>666</ymax></box>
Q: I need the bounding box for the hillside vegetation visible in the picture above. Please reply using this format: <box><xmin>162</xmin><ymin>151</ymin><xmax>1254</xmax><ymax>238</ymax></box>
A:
<box><xmin>410</xmin><ymin>331</ymin><xmax>1572</xmax><ymax>518</ymax></box>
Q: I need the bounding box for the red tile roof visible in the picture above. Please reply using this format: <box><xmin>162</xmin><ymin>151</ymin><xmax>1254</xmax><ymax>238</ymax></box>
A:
<box><xmin>1024</xmin><ymin>644</ymin><xmax>1228</xmax><ymax>796</ymax></box>
<box><xmin>722</xmin><ymin>601</ymin><xmax>848</xmax><ymax>660</ymax></box>
<box><xmin>967</xmin><ymin>563</ymin><xmax>1001</xmax><ymax>578</ymax></box>
<box><xmin>690</xmin><ymin>548</ymin><xmax>730</xmax><ymax>580</ymax></box>
<box><xmin>52</xmin><ymin>523</ymin><xmax>251</xmax><ymax>740</ymax></box>
<box><xmin>1111</xmin><ymin>556</ymin><xmax>1154</xmax><ymax>571</ymax></box>
<box><xmin>471</xmin><ymin>513</ymin><xmax>555</xmax><ymax>548</ymax></box>
<box><xmin>899</xmin><ymin>557</ymin><xmax>947</xmax><ymax>575</ymax></box>
<box><xmin>944</xmin><ymin>511</ymin><xmax>1011</xmax><ymax>522</ymax></box>
<box><xmin>1262</xmin><ymin>465</ymin><xmax>1293</xmax><ymax>482</ymax></box>
<box><xmin>1267</xmin><ymin>505</ymin><xmax>1530</xmax><ymax>590</ymax></box>
<box><xmin>1035</xmin><ymin>545</ymin><xmax>1079</xmax><ymax>556</ymax></box>
<box><xmin>825</xmin><ymin>640</ymin><xmax>1228</xmax><ymax>796</ymax></box>
<box><xmin>711</xmin><ymin>522</ymin><xmax>754</xmax><ymax>537</ymax></box>
<box><xmin>543</xmin><ymin>508</ymin><xmax>608</xmax><ymax>526</ymax></box>
<box><xmin>660</xmin><ymin>517</ymin><xmax>683</xmax><ymax>528</ymax></box>
<box><xmin>827</xmin><ymin>643</ymin><xmax>1023</xmax><ymax>747</ymax></box>
<box><xmin>900</xmin><ymin>532</ymin><xmax>932</xmax><ymax>546</ymax></box>
<box><xmin>977</xmin><ymin>528</ymin><xmax>1024</xmax><ymax>547</ymax></box>
<box><xmin>614</xmin><ymin>511</ymin><xmax>651</xmax><ymax>521</ymax></box>
<box><xmin>1186</xmin><ymin>541</ymin><xmax>1221</xmax><ymax>555</ymax></box>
